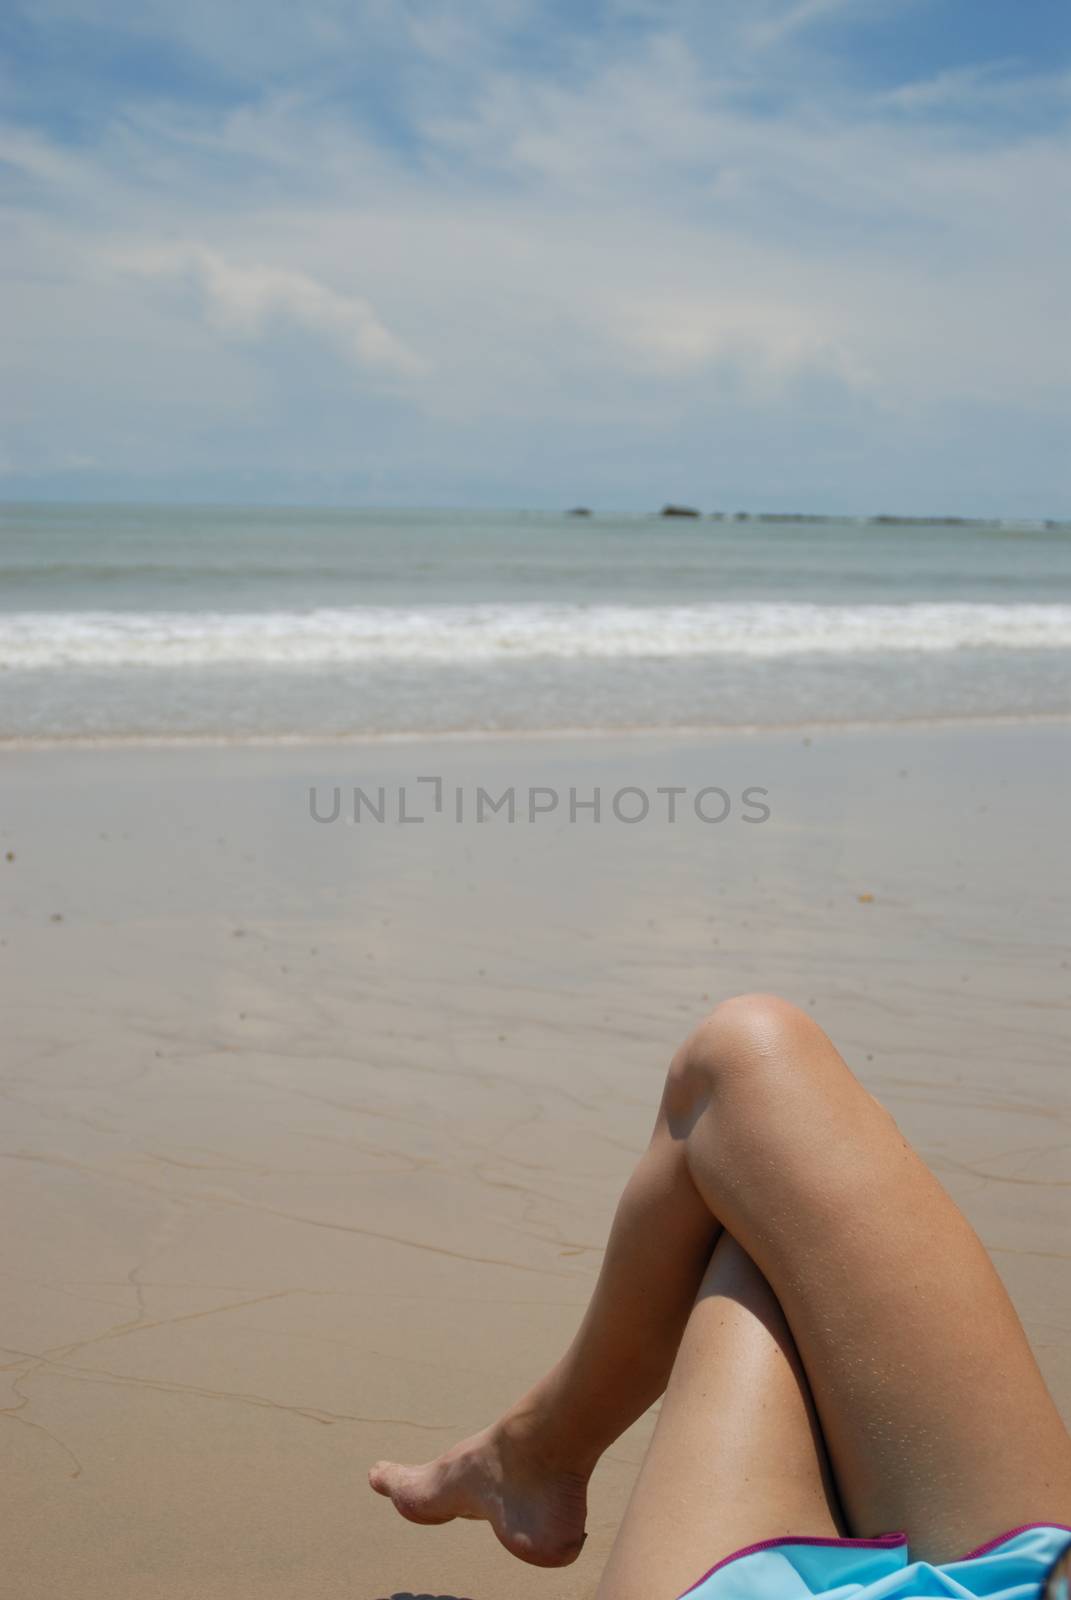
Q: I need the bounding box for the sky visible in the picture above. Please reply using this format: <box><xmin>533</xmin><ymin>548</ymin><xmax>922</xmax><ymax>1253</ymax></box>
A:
<box><xmin>2</xmin><ymin>0</ymin><xmax>1070</xmax><ymax>514</ymax></box>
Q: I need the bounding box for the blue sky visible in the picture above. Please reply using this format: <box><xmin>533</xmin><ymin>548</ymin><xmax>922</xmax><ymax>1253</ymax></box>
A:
<box><xmin>2</xmin><ymin>0</ymin><xmax>1069</xmax><ymax>513</ymax></box>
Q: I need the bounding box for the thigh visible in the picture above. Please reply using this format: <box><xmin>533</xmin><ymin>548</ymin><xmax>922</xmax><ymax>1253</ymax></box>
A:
<box><xmin>675</xmin><ymin>996</ymin><xmax>1071</xmax><ymax>1562</ymax></box>
<box><xmin>595</xmin><ymin>1231</ymin><xmax>843</xmax><ymax>1600</ymax></box>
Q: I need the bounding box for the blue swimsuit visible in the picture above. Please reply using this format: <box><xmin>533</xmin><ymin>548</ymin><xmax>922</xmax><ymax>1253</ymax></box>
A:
<box><xmin>677</xmin><ymin>1522</ymin><xmax>1071</xmax><ymax>1600</ymax></box>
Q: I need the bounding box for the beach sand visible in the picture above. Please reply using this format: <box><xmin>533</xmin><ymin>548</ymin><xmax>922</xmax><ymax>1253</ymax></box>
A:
<box><xmin>2</xmin><ymin>721</ymin><xmax>1069</xmax><ymax>1599</ymax></box>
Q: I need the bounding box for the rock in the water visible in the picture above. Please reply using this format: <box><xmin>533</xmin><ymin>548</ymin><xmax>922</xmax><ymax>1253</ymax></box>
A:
<box><xmin>567</xmin><ymin>506</ymin><xmax>593</xmax><ymax>516</ymax></box>
<box><xmin>659</xmin><ymin>504</ymin><xmax>700</xmax><ymax>518</ymax></box>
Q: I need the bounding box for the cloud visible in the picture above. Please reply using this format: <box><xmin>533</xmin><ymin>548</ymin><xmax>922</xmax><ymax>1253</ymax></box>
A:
<box><xmin>877</xmin><ymin>61</ymin><xmax>1071</xmax><ymax>115</ymax></box>
<box><xmin>744</xmin><ymin>0</ymin><xmax>859</xmax><ymax>50</ymax></box>
<box><xmin>0</xmin><ymin>124</ymin><xmax>90</xmax><ymax>189</ymax></box>
<box><xmin>601</xmin><ymin>290</ymin><xmax>870</xmax><ymax>389</ymax></box>
<box><xmin>2</xmin><ymin>2</ymin><xmax>1070</xmax><ymax>511</ymax></box>
<box><xmin>116</xmin><ymin>244</ymin><xmax>430</xmax><ymax>380</ymax></box>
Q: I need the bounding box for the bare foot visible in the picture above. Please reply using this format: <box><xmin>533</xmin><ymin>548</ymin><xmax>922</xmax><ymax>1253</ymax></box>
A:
<box><xmin>368</xmin><ymin>1416</ymin><xmax>590</xmax><ymax>1568</ymax></box>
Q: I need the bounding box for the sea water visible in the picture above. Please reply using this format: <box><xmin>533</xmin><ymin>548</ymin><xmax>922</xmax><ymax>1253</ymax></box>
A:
<box><xmin>1</xmin><ymin>503</ymin><xmax>1069</xmax><ymax>739</ymax></box>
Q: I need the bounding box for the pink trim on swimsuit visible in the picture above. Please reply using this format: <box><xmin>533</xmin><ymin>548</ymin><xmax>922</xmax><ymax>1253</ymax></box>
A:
<box><xmin>957</xmin><ymin>1523</ymin><xmax>1071</xmax><ymax>1562</ymax></box>
<box><xmin>677</xmin><ymin>1531</ymin><xmax>908</xmax><ymax>1598</ymax></box>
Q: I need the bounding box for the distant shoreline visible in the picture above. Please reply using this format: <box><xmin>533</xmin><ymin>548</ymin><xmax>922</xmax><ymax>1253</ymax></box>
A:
<box><xmin>681</xmin><ymin>511</ymin><xmax>1071</xmax><ymax>528</ymax></box>
<box><xmin>2</xmin><ymin>500</ymin><xmax>1070</xmax><ymax>528</ymax></box>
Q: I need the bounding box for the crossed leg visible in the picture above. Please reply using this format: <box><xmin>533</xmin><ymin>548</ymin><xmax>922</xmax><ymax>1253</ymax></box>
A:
<box><xmin>370</xmin><ymin>995</ymin><xmax>1071</xmax><ymax>1595</ymax></box>
<box><xmin>595</xmin><ymin>1231</ymin><xmax>844</xmax><ymax>1600</ymax></box>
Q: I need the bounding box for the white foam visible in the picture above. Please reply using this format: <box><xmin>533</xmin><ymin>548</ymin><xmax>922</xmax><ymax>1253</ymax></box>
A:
<box><xmin>3</xmin><ymin>601</ymin><xmax>1071</xmax><ymax>668</ymax></box>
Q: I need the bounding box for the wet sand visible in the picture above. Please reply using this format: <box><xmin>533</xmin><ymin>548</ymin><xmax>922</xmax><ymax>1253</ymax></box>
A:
<box><xmin>2</xmin><ymin>722</ymin><xmax>1069</xmax><ymax>1599</ymax></box>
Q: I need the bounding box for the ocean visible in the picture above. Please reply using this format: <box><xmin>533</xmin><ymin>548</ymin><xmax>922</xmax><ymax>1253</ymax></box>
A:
<box><xmin>2</xmin><ymin>502</ymin><xmax>1070</xmax><ymax>740</ymax></box>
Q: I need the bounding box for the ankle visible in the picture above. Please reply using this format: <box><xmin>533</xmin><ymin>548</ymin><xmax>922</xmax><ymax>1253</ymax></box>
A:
<box><xmin>497</xmin><ymin>1392</ymin><xmax>601</xmax><ymax>1481</ymax></box>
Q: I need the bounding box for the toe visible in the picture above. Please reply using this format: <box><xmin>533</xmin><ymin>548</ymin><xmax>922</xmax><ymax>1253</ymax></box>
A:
<box><xmin>368</xmin><ymin>1460</ymin><xmax>405</xmax><ymax>1499</ymax></box>
<box><xmin>370</xmin><ymin>1460</ymin><xmax>457</xmax><ymax>1525</ymax></box>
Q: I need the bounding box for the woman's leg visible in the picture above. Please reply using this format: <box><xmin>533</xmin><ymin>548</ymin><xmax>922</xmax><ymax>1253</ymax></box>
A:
<box><xmin>371</xmin><ymin>994</ymin><xmax>1071</xmax><ymax>1567</ymax></box>
<box><xmin>594</xmin><ymin>1232</ymin><xmax>843</xmax><ymax>1600</ymax></box>
<box><xmin>369</xmin><ymin>1081</ymin><xmax>725</xmax><ymax>1567</ymax></box>
<box><xmin>668</xmin><ymin>995</ymin><xmax>1071</xmax><ymax>1560</ymax></box>
<box><xmin>370</xmin><ymin>1223</ymin><xmax>842</xmax><ymax>1588</ymax></box>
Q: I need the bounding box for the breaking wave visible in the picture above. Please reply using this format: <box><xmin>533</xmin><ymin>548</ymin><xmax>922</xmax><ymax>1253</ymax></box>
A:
<box><xmin>4</xmin><ymin>601</ymin><xmax>1071</xmax><ymax>669</ymax></box>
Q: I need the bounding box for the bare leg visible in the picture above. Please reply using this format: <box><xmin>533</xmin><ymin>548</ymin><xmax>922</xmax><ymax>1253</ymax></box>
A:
<box><xmin>368</xmin><ymin>1083</ymin><xmax>722</xmax><ymax>1566</ymax></box>
<box><xmin>594</xmin><ymin>1232</ymin><xmax>843</xmax><ymax>1600</ymax></box>
<box><xmin>370</xmin><ymin>994</ymin><xmax>1071</xmax><ymax>1570</ymax></box>
<box><xmin>668</xmin><ymin>996</ymin><xmax>1071</xmax><ymax>1558</ymax></box>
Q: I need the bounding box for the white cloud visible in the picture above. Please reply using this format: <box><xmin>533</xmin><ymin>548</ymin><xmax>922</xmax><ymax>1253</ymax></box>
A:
<box><xmin>601</xmin><ymin>291</ymin><xmax>871</xmax><ymax>389</ymax></box>
<box><xmin>745</xmin><ymin>0</ymin><xmax>854</xmax><ymax>49</ymax></box>
<box><xmin>3</xmin><ymin>8</ymin><xmax>1070</xmax><ymax>509</ymax></box>
<box><xmin>116</xmin><ymin>244</ymin><xmax>429</xmax><ymax>380</ymax></box>
<box><xmin>0</xmin><ymin>125</ymin><xmax>89</xmax><ymax>188</ymax></box>
<box><xmin>878</xmin><ymin>61</ymin><xmax>1071</xmax><ymax>113</ymax></box>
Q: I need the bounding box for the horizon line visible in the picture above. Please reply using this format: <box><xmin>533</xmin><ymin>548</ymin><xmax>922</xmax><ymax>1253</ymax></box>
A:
<box><xmin>2</xmin><ymin>498</ymin><xmax>1070</xmax><ymax>528</ymax></box>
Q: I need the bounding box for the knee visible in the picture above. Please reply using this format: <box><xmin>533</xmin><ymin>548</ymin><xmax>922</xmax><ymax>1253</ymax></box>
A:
<box><xmin>690</xmin><ymin>991</ymin><xmax>819</xmax><ymax>1070</ymax></box>
<box><xmin>666</xmin><ymin>992</ymin><xmax>827</xmax><ymax>1114</ymax></box>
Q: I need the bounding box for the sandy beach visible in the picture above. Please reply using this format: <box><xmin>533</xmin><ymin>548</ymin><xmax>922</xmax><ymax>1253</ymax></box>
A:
<box><xmin>3</xmin><ymin>720</ymin><xmax>1070</xmax><ymax>1600</ymax></box>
